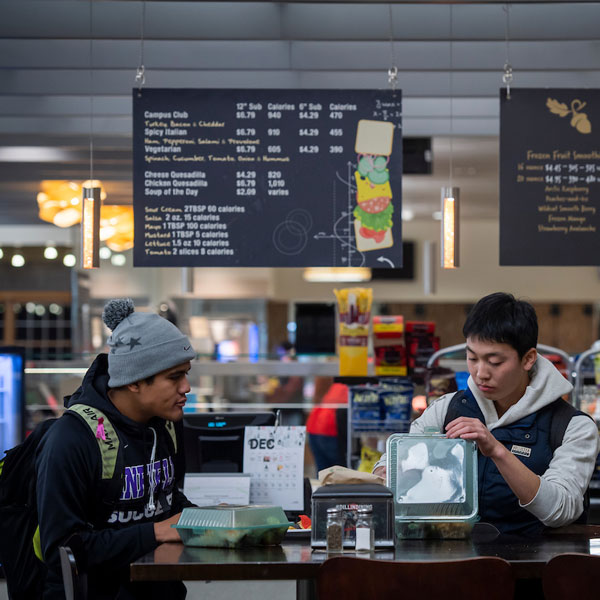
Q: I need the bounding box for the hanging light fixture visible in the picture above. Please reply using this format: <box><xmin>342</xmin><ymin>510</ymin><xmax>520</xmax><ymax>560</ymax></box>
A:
<box><xmin>37</xmin><ymin>180</ymin><xmax>81</xmax><ymax>228</ymax></box>
<box><xmin>303</xmin><ymin>267</ymin><xmax>372</xmax><ymax>283</ymax></box>
<box><xmin>100</xmin><ymin>205</ymin><xmax>134</xmax><ymax>252</ymax></box>
<box><xmin>82</xmin><ymin>186</ymin><xmax>101</xmax><ymax>269</ymax></box>
<box><xmin>441</xmin><ymin>188</ymin><xmax>459</xmax><ymax>268</ymax></box>
<box><xmin>37</xmin><ymin>180</ymin><xmax>106</xmax><ymax>228</ymax></box>
<box><xmin>36</xmin><ymin>182</ymin><xmax>132</xmax><ymax>251</ymax></box>
<box><xmin>441</xmin><ymin>5</ymin><xmax>460</xmax><ymax>270</ymax></box>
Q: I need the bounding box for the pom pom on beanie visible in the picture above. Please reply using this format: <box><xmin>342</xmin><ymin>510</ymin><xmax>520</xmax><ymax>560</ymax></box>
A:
<box><xmin>102</xmin><ymin>298</ymin><xmax>135</xmax><ymax>331</ymax></box>
<box><xmin>101</xmin><ymin>298</ymin><xmax>195</xmax><ymax>387</ymax></box>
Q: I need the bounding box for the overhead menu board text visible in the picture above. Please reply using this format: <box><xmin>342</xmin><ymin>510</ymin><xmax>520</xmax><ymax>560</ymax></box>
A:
<box><xmin>133</xmin><ymin>89</ymin><xmax>402</xmax><ymax>267</ymax></box>
<box><xmin>500</xmin><ymin>88</ymin><xmax>600</xmax><ymax>265</ymax></box>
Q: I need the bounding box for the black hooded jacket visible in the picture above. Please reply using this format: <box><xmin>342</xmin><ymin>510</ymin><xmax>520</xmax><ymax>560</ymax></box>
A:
<box><xmin>35</xmin><ymin>354</ymin><xmax>193</xmax><ymax>599</ymax></box>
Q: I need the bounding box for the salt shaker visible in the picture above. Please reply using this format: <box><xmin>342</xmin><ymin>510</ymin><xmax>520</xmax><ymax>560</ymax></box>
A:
<box><xmin>326</xmin><ymin>507</ymin><xmax>344</xmax><ymax>553</ymax></box>
<box><xmin>354</xmin><ymin>506</ymin><xmax>374</xmax><ymax>553</ymax></box>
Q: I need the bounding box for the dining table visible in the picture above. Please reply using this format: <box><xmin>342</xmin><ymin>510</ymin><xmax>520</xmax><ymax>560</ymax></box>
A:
<box><xmin>130</xmin><ymin>524</ymin><xmax>600</xmax><ymax>599</ymax></box>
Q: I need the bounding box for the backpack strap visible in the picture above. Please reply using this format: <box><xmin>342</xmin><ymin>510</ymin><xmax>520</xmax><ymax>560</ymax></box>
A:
<box><xmin>547</xmin><ymin>397</ymin><xmax>593</xmax><ymax>451</ymax></box>
<box><xmin>442</xmin><ymin>389</ymin><xmax>468</xmax><ymax>431</ymax></box>
<box><xmin>67</xmin><ymin>405</ymin><xmax>120</xmax><ymax>480</ymax></box>
<box><xmin>164</xmin><ymin>420</ymin><xmax>177</xmax><ymax>454</ymax></box>
<box><xmin>546</xmin><ymin>398</ymin><xmax>593</xmax><ymax>524</ymax></box>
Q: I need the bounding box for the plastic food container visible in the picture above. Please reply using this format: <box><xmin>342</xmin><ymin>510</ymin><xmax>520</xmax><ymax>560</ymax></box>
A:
<box><xmin>386</xmin><ymin>433</ymin><xmax>478</xmax><ymax>539</ymax></box>
<box><xmin>173</xmin><ymin>505</ymin><xmax>294</xmax><ymax>548</ymax></box>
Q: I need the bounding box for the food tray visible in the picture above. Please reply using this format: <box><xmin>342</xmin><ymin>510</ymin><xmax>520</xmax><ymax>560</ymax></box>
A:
<box><xmin>174</xmin><ymin>522</ymin><xmax>292</xmax><ymax>548</ymax></box>
<box><xmin>173</xmin><ymin>505</ymin><xmax>293</xmax><ymax>548</ymax></box>
<box><xmin>177</xmin><ymin>505</ymin><xmax>288</xmax><ymax>528</ymax></box>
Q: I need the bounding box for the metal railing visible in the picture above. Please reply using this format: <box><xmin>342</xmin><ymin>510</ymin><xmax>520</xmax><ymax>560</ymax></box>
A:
<box><xmin>572</xmin><ymin>342</ymin><xmax>600</xmax><ymax>410</ymax></box>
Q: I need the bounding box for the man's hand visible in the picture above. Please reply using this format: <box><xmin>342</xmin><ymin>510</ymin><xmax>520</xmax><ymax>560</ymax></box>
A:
<box><xmin>373</xmin><ymin>465</ymin><xmax>386</xmax><ymax>480</ymax></box>
<box><xmin>445</xmin><ymin>416</ymin><xmax>540</xmax><ymax>504</ymax></box>
<box><xmin>154</xmin><ymin>512</ymin><xmax>182</xmax><ymax>543</ymax></box>
<box><xmin>445</xmin><ymin>417</ymin><xmax>503</xmax><ymax>458</ymax></box>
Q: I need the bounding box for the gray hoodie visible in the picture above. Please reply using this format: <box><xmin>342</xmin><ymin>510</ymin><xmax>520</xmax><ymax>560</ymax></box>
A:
<box><xmin>375</xmin><ymin>355</ymin><xmax>600</xmax><ymax>528</ymax></box>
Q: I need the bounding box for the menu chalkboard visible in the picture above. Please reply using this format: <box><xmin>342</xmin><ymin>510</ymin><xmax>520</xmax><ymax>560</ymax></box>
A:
<box><xmin>133</xmin><ymin>89</ymin><xmax>402</xmax><ymax>267</ymax></box>
<box><xmin>500</xmin><ymin>88</ymin><xmax>600</xmax><ymax>265</ymax></box>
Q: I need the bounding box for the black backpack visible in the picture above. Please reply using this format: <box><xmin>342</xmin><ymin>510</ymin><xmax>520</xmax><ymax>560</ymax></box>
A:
<box><xmin>0</xmin><ymin>418</ymin><xmax>54</xmax><ymax>599</ymax></box>
<box><xmin>0</xmin><ymin>406</ymin><xmax>126</xmax><ymax>600</ymax></box>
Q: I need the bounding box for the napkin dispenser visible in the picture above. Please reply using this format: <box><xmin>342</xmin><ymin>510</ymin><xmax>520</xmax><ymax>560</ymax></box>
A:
<box><xmin>311</xmin><ymin>483</ymin><xmax>395</xmax><ymax>549</ymax></box>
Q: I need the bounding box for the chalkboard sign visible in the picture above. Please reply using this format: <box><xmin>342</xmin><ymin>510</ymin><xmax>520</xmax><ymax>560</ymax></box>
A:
<box><xmin>133</xmin><ymin>89</ymin><xmax>402</xmax><ymax>267</ymax></box>
<box><xmin>500</xmin><ymin>88</ymin><xmax>600</xmax><ymax>265</ymax></box>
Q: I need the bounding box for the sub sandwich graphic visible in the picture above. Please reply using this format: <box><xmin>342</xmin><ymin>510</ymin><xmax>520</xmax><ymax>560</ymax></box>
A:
<box><xmin>353</xmin><ymin>119</ymin><xmax>395</xmax><ymax>252</ymax></box>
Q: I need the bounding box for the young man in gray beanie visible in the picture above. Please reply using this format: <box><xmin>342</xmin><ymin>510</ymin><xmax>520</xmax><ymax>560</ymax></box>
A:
<box><xmin>36</xmin><ymin>298</ymin><xmax>196</xmax><ymax>600</ymax></box>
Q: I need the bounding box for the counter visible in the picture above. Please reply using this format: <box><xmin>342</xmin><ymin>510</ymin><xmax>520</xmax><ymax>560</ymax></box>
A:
<box><xmin>131</xmin><ymin>525</ymin><xmax>600</xmax><ymax>598</ymax></box>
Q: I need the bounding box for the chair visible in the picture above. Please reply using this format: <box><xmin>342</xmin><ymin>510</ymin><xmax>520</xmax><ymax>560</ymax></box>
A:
<box><xmin>59</xmin><ymin>545</ymin><xmax>87</xmax><ymax>600</ymax></box>
<box><xmin>317</xmin><ymin>555</ymin><xmax>514</xmax><ymax>600</ymax></box>
<box><xmin>542</xmin><ymin>553</ymin><xmax>600</xmax><ymax>600</ymax></box>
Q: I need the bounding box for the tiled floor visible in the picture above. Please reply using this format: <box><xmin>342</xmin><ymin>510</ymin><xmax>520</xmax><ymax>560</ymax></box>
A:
<box><xmin>0</xmin><ymin>580</ymin><xmax>295</xmax><ymax>600</ymax></box>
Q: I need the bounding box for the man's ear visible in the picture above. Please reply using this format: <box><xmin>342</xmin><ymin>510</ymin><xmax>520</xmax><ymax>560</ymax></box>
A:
<box><xmin>522</xmin><ymin>348</ymin><xmax>537</xmax><ymax>372</ymax></box>
<box><xmin>126</xmin><ymin>381</ymin><xmax>141</xmax><ymax>393</ymax></box>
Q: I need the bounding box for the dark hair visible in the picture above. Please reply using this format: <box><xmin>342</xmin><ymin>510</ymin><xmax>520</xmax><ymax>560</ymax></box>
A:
<box><xmin>109</xmin><ymin>374</ymin><xmax>155</xmax><ymax>392</ymax></box>
<box><xmin>462</xmin><ymin>292</ymin><xmax>538</xmax><ymax>358</ymax></box>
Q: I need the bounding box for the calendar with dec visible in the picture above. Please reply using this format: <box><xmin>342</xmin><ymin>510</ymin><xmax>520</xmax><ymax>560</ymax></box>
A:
<box><xmin>243</xmin><ymin>426</ymin><xmax>306</xmax><ymax>510</ymax></box>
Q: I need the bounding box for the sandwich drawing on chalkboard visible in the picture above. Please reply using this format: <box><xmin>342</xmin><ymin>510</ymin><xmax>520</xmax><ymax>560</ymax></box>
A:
<box><xmin>353</xmin><ymin>119</ymin><xmax>395</xmax><ymax>252</ymax></box>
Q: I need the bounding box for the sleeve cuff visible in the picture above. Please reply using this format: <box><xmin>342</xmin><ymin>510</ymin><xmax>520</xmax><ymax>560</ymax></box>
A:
<box><xmin>140</xmin><ymin>522</ymin><xmax>159</xmax><ymax>552</ymax></box>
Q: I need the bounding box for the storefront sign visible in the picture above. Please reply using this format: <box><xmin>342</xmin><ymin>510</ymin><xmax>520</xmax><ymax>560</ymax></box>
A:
<box><xmin>133</xmin><ymin>89</ymin><xmax>402</xmax><ymax>267</ymax></box>
<box><xmin>500</xmin><ymin>88</ymin><xmax>600</xmax><ymax>265</ymax></box>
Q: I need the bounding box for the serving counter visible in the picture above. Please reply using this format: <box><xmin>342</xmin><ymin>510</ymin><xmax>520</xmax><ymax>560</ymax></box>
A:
<box><xmin>130</xmin><ymin>525</ymin><xmax>600</xmax><ymax>599</ymax></box>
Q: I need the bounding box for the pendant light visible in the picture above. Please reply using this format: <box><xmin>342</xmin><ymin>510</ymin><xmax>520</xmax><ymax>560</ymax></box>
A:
<box><xmin>441</xmin><ymin>5</ymin><xmax>460</xmax><ymax>269</ymax></box>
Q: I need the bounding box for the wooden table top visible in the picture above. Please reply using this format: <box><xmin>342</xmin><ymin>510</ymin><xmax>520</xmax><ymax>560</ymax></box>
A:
<box><xmin>130</xmin><ymin>524</ymin><xmax>600</xmax><ymax>582</ymax></box>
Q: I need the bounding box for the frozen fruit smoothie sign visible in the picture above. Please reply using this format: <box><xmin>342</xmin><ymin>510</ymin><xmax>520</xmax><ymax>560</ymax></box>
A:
<box><xmin>132</xmin><ymin>89</ymin><xmax>402</xmax><ymax>267</ymax></box>
<box><xmin>500</xmin><ymin>88</ymin><xmax>600</xmax><ymax>265</ymax></box>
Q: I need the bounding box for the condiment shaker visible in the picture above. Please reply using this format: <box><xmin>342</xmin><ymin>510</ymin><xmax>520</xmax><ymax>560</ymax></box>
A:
<box><xmin>326</xmin><ymin>507</ymin><xmax>344</xmax><ymax>553</ymax></box>
<box><xmin>355</xmin><ymin>506</ymin><xmax>374</xmax><ymax>553</ymax></box>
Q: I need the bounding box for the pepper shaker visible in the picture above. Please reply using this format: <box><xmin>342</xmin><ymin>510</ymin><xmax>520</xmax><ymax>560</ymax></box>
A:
<box><xmin>326</xmin><ymin>507</ymin><xmax>344</xmax><ymax>553</ymax></box>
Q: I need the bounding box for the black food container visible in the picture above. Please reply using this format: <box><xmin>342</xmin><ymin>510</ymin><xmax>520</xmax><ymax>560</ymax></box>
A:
<box><xmin>311</xmin><ymin>483</ymin><xmax>395</xmax><ymax>549</ymax></box>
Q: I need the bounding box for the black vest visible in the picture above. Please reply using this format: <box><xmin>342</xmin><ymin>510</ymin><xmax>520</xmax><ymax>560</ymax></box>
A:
<box><xmin>443</xmin><ymin>388</ymin><xmax>590</xmax><ymax>535</ymax></box>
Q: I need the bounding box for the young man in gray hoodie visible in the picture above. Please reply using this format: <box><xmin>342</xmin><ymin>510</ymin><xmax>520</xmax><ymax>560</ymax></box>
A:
<box><xmin>374</xmin><ymin>292</ymin><xmax>599</xmax><ymax>534</ymax></box>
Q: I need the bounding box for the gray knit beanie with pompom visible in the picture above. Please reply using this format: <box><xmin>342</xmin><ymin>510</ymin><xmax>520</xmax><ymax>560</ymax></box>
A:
<box><xmin>102</xmin><ymin>298</ymin><xmax>195</xmax><ymax>387</ymax></box>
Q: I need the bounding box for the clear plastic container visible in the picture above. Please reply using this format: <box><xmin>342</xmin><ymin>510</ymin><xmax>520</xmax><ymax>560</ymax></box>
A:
<box><xmin>386</xmin><ymin>433</ymin><xmax>478</xmax><ymax>539</ymax></box>
<box><xmin>173</xmin><ymin>505</ymin><xmax>293</xmax><ymax>548</ymax></box>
